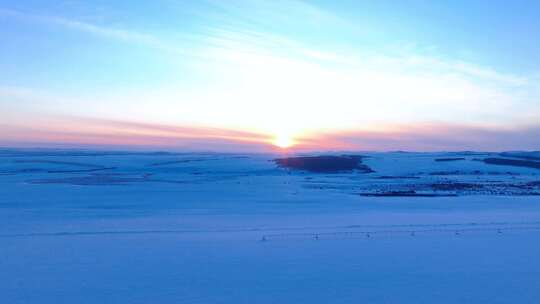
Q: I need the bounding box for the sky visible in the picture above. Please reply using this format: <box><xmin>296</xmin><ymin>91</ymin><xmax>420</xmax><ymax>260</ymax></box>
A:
<box><xmin>1</xmin><ymin>0</ymin><xmax>540</xmax><ymax>151</ymax></box>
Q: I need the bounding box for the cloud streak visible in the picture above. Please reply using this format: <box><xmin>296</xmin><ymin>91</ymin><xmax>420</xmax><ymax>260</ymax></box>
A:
<box><xmin>306</xmin><ymin>123</ymin><xmax>540</xmax><ymax>152</ymax></box>
<box><xmin>0</xmin><ymin>7</ymin><xmax>192</xmax><ymax>55</ymax></box>
<box><xmin>0</xmin><ymin>116</ymin><xmax>272</xmax><ymax>152</ymax></box>
<box><xmin>1</xmin><ymin>116</ymin><xmax>539</xmax><ymax>152</ymax></box>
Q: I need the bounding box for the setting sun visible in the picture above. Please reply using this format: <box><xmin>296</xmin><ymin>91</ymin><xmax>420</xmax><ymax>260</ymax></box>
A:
<box><xmin>273</xmin><ymin>134</ymin><xmax>295</xmax><ymax>149</ymax></box>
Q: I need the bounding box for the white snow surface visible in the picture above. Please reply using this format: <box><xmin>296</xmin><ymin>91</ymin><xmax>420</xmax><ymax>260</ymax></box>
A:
<box><xmin>1</xmin><ymin>149</ymin><xmax>540</xmax><ymax>303</ymax></box>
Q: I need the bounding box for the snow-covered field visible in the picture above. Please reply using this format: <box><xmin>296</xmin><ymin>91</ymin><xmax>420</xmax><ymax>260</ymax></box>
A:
<box><xmin>1</xmin><ymin>149</ymin><xmax>540</xmax><ymax>303</ymax></box>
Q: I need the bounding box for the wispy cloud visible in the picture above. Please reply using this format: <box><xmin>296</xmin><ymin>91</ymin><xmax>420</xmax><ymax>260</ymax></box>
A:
<box><xmin>0</xmin><ymin>7</ymin><xmax>191</xmax><ymax>55</ymax></box>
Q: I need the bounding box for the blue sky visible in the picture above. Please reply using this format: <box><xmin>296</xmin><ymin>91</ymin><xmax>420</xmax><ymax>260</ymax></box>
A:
<box><xmin>1</xmin><ymin>0</ymin><xmax>539</xmax><ymax>151</ymax></box>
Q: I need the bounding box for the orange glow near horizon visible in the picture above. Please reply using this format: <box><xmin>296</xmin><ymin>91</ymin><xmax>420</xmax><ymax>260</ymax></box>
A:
<box><xmin>3</xmin><ymin>115</ymin><xmax>539</xmax><ymax>152</ymax></box>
